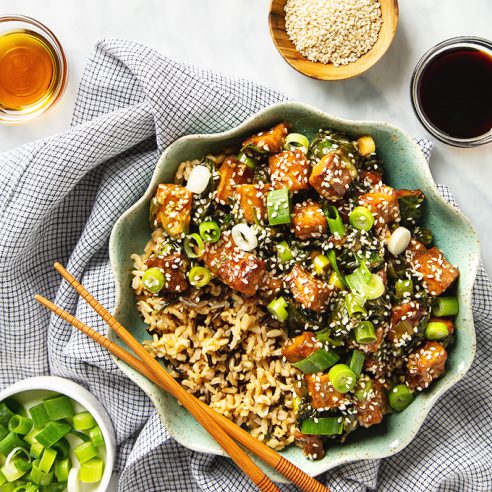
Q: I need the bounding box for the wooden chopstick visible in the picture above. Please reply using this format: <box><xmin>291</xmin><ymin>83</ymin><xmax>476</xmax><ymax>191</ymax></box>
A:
<box><xmin>47</xmin><ymin>264</ymin><xmax>280</xmax><ymax>492</ymax></box>
<box><xmin>46</xmin><ymin>262</ymin><xmax>332</xmax><ymax>492</ymax></box>
<box><xmin>35</xmin><ymin>291</ymin><xmax>331</xmax><ymax>492</ymax></box>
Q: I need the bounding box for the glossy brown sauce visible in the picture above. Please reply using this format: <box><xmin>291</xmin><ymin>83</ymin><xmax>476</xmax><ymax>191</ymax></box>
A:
<box><xmin>417</xmin><ymin>48</ymin><xmax>492</xmax><ymax>138</ymax></box>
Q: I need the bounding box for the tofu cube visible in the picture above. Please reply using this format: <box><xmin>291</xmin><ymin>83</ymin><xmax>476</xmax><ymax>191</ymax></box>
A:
<box><xmin>269</xmin><ymin>150</ymin><xmax>310</xmax><ymax>191</ymax></box>
<box><xmin>155</xmin><ymin>184</ymin><xmax>193</xmax><ymax>237</ymax></box>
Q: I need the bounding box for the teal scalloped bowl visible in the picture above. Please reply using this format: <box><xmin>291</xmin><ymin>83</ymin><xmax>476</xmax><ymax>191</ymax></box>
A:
<box><xmin>109</xmin><ymin>102</ymin><xmax>480</xmax><ymax>481</ymax></box>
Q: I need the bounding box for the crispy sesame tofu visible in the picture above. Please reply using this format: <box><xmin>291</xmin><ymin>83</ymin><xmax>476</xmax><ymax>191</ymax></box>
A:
<box><xmin>359</xmin><ymin>170</ymin><xmax>383</xmax><ymax>189</ymax></box>
<box><xmin>285</xmin><ymin>264</ymin><xmax>333</xmax><ymax>312</ymax></box>
<box><xmin>234</xmin><ymin>183</ymin><xmax>271</xmax><ymax>224</ymax></box>
<box><xmin>406</xmin><ymin>341</ymin><xmax>447</xmax><ymax>391</ymax></box>
<box><xmin>387</xmin><ymin>301</ymin><xmax>427</xmax><ymax>346</ymax></box>
<box><xmin>241</xmin><ymin>122</ymin><xmax>290</xmax><ymax>155</ymax></box>
<box><xmin>309</xmin><ymin>151</ymin><xmax>355</xmax><ymax>201</ymax></box>
<box><xmin>258</xmin><ymin>272</ymin><xmax>283</xmax><ymax>301</ymax></box>
<box><xmin>294</xmin><ymin>431</ymin><xmax>325</xmax><ymax>460</ymax></box>
<box><xmin>305</xmin><ymin>373</ymin><xmax>349</xmax><ymax>410</ymax></box>
<box><xmin>291</xmin><ymin>201</ymin><xmax>327</xmax><ymax>240</ymax></box>
<box><xmin>282</xmin><ymin>332</ymin><xmax>320</xmax><ymax>363</ymax></box>
<box><xmin>155</xmin><ymin>184</ymin><xmax>193</xmax><ymax>237</ymax></box>
<box><xmin>358</xmin><ymin>185</ymin><xmax>400</xmax><ymax>228</ymax></box>
<box><xmin>202</xmin><ymin>233</ymin><xmax>265</xmax><ymax>296</ymax></box>
<box><xmin>269</xmin><ymin>150</ymin><xmax>310</xmax><ymax>191</ymax></box>
<box><xmin>357</xmin><ymin>135</ymin><xmax>376</xmax><ymax>156</ymax></box>
<box><xmin>409</xmin><ymin>246</ymin><xmax>459</xmax><ymax>296</ymax></box>
<box><xmin>355</xmin><ymin>380</ymin><xmax>390</xmax><ymax>428</ymax></box>
<box><xmin>215</xmin><ymin>156</ymin><xmax>253</xmax><ymax>205</ymax></box>
<box><xmin>145</xmin><ymin>253</ymin><xmax>188</xmax><ymax>293</ymax></box>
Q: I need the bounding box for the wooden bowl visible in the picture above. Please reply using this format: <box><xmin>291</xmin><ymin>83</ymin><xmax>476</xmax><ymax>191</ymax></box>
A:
<box><xmin>268</xmin><ymin>0</ymin><xmax>399</xmax><ymax>80</ymax></box>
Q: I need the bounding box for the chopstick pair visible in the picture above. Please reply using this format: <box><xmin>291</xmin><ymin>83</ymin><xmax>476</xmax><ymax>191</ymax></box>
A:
<box><xmin>35</xmin><ymin>263</ymin><xmax>331</xmax><ymax>492</ymax></box>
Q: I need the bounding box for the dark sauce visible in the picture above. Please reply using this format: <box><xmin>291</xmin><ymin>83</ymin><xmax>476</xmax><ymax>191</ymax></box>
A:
<box><xmin>417</xmin><ymin>48</ymin><xmax>492</xmax><ymax>138</ymax></box>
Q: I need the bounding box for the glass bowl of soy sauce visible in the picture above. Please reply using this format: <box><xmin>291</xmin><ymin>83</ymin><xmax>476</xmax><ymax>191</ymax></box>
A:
<box><xmin>411</xmin><ymin>37</ymin><xmax>492</xmax><ymax>147</ymax></box>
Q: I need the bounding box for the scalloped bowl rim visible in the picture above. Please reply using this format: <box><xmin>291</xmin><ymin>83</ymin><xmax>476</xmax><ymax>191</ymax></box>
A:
<box><xmin>109</xmin><ymin>101</ymin><xmax>479</xmax><ymax>480</ymax></box>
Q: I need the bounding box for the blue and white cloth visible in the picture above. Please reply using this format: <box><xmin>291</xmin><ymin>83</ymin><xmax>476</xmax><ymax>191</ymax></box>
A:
<box><xmin>0</xmin><ymin>39</ymin><xmax>490</xmax><ymax>491</ymax></box>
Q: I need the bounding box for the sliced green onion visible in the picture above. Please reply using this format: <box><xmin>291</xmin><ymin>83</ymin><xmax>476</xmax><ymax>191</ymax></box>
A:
<box><xmin>199</xmin><ymin>220</ymin><xmax>221</xmax><ymax>243</ymax></box>
<box><xmin>54</xmin><ymin>457</ymin><xmax>71</xmax><ymax>483</ymax></box>
<box><xmin>275</xmin><ymin>241</ymin><xmax>293</xmax><ymax>263</ymax></box>
<box><xmin>389</xmin><ymin>385</ymin><xmax>414</xmax><ymax>411</ymax></box>
<box><xmin>328</xmin><ymin>271</ymin><xmax>345</xmax><ymax>290</ymax></box>
<box><xmin>1</xmin><ymin>460</ymin><xmax>30</xmax><ymax>483</ymax></box>
<box><xmin>8</xmin><ymin>416</ymin><xmax>32</xmax><ymax>436</ymax></box>
<box><xmin>0</xmin><ymin>433</ymin><xmax>28</xmax><ymax>456</ymax></box>
<box><xmin>142</xmin><ymin>267</ymin><xmax>165</xmax><ymax>294</ymax></box>
<box><xmin>89</xmin><ymin>426</ymin><xmax>104</xmax><ymax>448</ymax></box>
<box><xmin>0</xmin><ymin>403</ymin><xmax>15</xmax><ymax>426</ymax></box>
<box><xmin>315</xmin><ymin>329</ymin><xmax>344</xmax><ymax>347</ymax></box>
<box><xmin>183</xmin><ymin>233</ymin><xmax>205</xmax><ymax>259</ymax></box>
<box><xmin>73</xmin><ymin>441</ymin><xmax>97</xmax><ymax>464</ymax></box>
<box><xmin>424</xmin><ymin>321</ymin><xmax>449</xmax><ymax>340</ymax></box>
<box><xmin>51</xmin><ymin>438</ymin><xmax>70</xmax><ymax>460</ymax></box>
<box><xmin>69</xmin><ymin>429</ymin><xmax>91</xmax><ymax>443</ymax></box>
<box><xmin>291</xmin><ymin>348</ymin><xmax>340</xmax><ymax>374</ymax></box>
<box><xmin>349</xmin><ymin>206</ymin><xmax>374</xmax><ymax>231</ymax></box>
<box><xmin>432</xmin><ymin>296</ymin><xmax>459</xmax><ymax>317</ymax></box>
<box><xmin>34</xmin><ymin>422</ymin><xmax>71</xmax><ymax>448</ymax></box>
<box><xmin>29</xmin><ymin>442</ymin><xmax>44</xmax><ymax>460</ymax></box>
<box><xmin>267</xmin><ymin>296</ymin><xmax>288</xmax><ymax>322</ymax></box>
<box><xmin>328</xmin><ymin>364</ymin><xmax>357</xmax><ymax>393</ymax></box>
<box><xmin>23</xmin><ymin>429</ymin><xmax>40</xmax><ymax>446</ymax></box>
<box><xmin>345</xmin><ymin>293</ymin><xmax>367</xmax><ymax>317</ymax></box>
<box><xmin>284</xmin><ymin>133</ymin><xmax>310</xmax><ymax>153</ymax></box>
<box><xmin>38</xmin><ymin>448</ymin><xmax>56</xmax><ymax>474</ymax></box>
<box><xmin>349</xmin><ymin>350</ymin><xmax>365</xmax><ymax>376</ymax></box>
<box><xmin>354</xmin><ymin>321</ymin><xmax>377</xmax><ymax>344</ymax></box>
<box><xmin>324</xmin><ymin>206</ymin><xmax>346</xmax><ymax>237</ymax></box>
<box><xmin>0</xmin><ymin>423</ymin><xmax>8</xmax><ymax>441</ymax></box>
<box><xmin>0</xmin><ymin>470</ymin><xmax>5</xmax><ymax>486</ymax></box>
<box><xmin>267</xmin><ymin>188</ymin><xmax>291</xmax><ymax>226</ymax></box>
<box><xmin>237</xmin><ymin>150</ymin><xmax>257</xmax><ymax>169</ymax></box>
<box><xmin>80</xmin><ymin>457</ymin><xmax>104</xmax><ymax>484</ymax></box>
<box><xmin>188</xmin><ymin>266</ymin><xmax>211</xmax><ymax>288</ymax></box>
<box><xmin>3</xmin><ymin>400</ymin><xmax>25</xmax><ymax>418</ymax></box>
<box><xmin>29</xmin><ymin>459</ymin><xmax>53</xmax><ymax>486</ymax></box>
<box><xmin>313</xmin><ymin>254</ymin><xmax>330</xmax><ymax>276</ymax></box>
<box><xmin>73</xmin><ymin>412</ymin><xmax>96</xmax><ymax>431</ymax></box>
<box><xmin>301</xmin><ymin>417</ymin><xmax>343</xmax><ymax>436</ymax></box>
<box><xmin>43</xmin><ymin>396</ymin><xmax>74</xmax><ymax>422</ymax></box>
<box><xmin>354</xmin><ymin>378</ymin><xmax>373</xmax><ymax>401</ymax></box>
<box><xmin>395</xmin><ymin>278</ymin><xmax>413</xmax><ymax>300</ymax></box>
<box><xmin>327</xmin><ymin>251</ymin><xmax>347</xmax><ymax>288</ymax></box>
<box><xmin>346</xmin><ymin>262</ymin><xmax>385</xmax><ymax>300</ymax></box>
<box><xmin>28</xmin><ymin>404</ymin><xmax>50</xmax><ymax>430</ymax></box>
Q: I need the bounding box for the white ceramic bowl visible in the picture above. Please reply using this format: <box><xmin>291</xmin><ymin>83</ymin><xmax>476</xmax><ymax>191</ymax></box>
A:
<box><xmin>0</xmin><ymin>376</ymin><xmax>116</xmax><ymax>491</ymax></box>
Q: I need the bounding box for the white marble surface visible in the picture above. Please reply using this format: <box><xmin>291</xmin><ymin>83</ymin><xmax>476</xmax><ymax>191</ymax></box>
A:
<box><xmin>0</xmin><ymin>1</ymin><xmax>490</xmax><ymax>488</ymax></box>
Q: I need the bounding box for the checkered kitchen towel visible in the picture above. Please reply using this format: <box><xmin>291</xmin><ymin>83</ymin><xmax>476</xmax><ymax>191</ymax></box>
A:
<box><xmin>0</xmin><ymin>39</ymin><xmax>490</xmax><ymax>492</ymax></box>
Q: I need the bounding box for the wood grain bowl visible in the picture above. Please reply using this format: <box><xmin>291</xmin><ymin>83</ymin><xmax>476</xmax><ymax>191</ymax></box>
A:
<box><xmin>268</xmin><ymin>0</ymin><xmax>399</xmax><ymax>80</ymax></box>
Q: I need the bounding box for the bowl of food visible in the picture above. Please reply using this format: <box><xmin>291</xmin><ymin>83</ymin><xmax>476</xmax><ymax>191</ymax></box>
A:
<box><xmin>0</xmin><ymin>376</ymin><xmax>115</xmax><ymax>490</ymax></box>
<box><xmin>268</xmin><ymin>0</ymin><xmax>399</xmax><ymax>80</ymax></box>
<box><xmin>109</xmin><ymin>101</ymin><xmax>479</xmax><ymax>480</ymax></box>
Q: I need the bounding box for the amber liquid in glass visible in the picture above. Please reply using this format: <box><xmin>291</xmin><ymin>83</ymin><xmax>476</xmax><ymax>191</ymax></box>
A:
<box><xmin>0</xmin><ymin>29</ymin><xmax>60</xmax><ymax>112</ymax></box>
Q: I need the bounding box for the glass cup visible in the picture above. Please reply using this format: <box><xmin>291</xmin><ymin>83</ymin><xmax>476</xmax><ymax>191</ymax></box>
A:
<box><xmin>0</xmin><ymin>15</ymin><xmax>68</xmax><ymax>124</ymax></box>
<box><xmin>410</xmin><ymin>36</ymin><xmax>492</xmax><ymax>148</ymax></box>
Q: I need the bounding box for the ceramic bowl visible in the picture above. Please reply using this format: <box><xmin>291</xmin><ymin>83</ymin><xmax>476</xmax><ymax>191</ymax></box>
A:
<box><xmin>0</xmin><ymin>376</ymin><xmax>116</xmax><ymax>491</ymax></box>
<box><xmin>109</xmin><ymin>101</ymin><xmax>480</xmax><ymax>481</ymax></box>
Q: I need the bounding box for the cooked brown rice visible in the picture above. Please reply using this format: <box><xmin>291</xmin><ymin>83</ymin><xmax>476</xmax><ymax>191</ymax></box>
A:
<box><xmin>131</xmin><ymin>158</ymin><xmax>300</xmax><ymax>450</ymax></box>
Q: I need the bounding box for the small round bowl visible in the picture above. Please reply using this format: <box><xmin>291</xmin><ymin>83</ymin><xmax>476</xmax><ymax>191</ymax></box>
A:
<box><xmin>410</xmin><ymin>36</ymin><xmax>492</xmax><ymax>147</ymax></box>
<box><xmin>268</xmin><ymin>0</ymin><xmax>399</xmax><ymax>80</ymax></box>
<box><xmin>0</xmin><ymin>376</ymin><xmax>116</xmax><ymax>491</ymax></box>
<box><xmin>0</xmin><ymin>15</ymin><xmax>68</xmax><ymax>124</ymax></box>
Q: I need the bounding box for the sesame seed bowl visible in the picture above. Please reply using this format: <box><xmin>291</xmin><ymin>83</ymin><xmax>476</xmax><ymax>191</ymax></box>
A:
<box><xmin>109</xmin><ymin>101</ymin><xmax>479</xmax><ymax>481</ymax></box>
<box><xmin>268</xmin><ymin>0</ymin><xmax>399</xmax><ymax>80</ymax></box>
